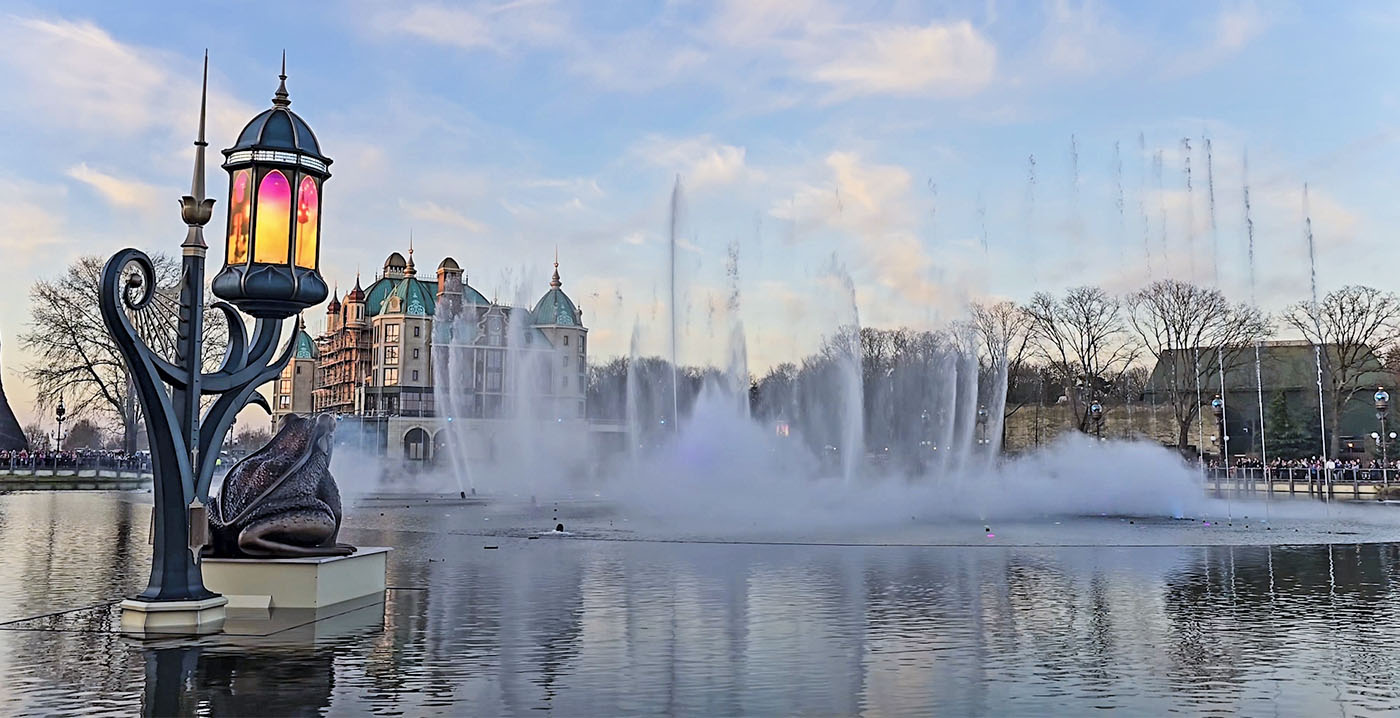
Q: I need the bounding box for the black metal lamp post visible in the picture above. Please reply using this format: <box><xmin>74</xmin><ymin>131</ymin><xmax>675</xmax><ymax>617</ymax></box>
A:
<box><xmin>1089</xmin><ymin>401</ymin><xmax>1103</xmax><ymax>440</ymax></box>
<box><xmin>99</xmin><ymin>55</ymin><xmax>331</xmax><ymax>606</ymax></box>
<box><xmin>1210</xmin><ymin>395</ymin><xmax>1226</xmax><ymax>464</ymax></box>
<box><xmin>1376</xmin><ymin>387</ymin><xmax>1390</xmax><ymax>486</ymax></box>
<box><xmin>54</xmin><ymin>395</ymin><xmax>66</xmax><ymax>451</ymax></box>
<box><xmin>976</xmin><ymin>405</ymin><xmax>989</xmax><ymax>446</ymax></box>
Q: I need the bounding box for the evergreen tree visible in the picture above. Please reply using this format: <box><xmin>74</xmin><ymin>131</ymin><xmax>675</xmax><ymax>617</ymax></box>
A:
<box><xmin>1266</xmin><ymin>391</ymin><xmax>1314</xmax><ymax>459</ymax></box>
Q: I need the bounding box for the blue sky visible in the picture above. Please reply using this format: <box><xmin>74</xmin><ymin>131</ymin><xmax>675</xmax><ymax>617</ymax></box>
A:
<box><xmin>1</xmin><ymin>1</ymin><xmax>1399</xmax><ymax>425</ymax></box>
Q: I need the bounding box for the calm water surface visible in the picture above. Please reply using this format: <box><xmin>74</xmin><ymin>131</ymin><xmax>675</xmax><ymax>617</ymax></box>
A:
<box><xmin>1</xmin><ymin>491</ymin><xmax>1399</xmax><ymax>716</ymax></box>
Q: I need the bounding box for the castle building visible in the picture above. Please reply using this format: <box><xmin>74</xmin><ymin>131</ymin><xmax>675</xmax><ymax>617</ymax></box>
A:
<box><xmin>290</xmin><ymin>247</ymin><xmax>589</xmax><ymax>461</ymax></box>
<box><xmin>271</xmin><ymin>330</ymin><xmax>318</xmax><ymax>428</ymax></box>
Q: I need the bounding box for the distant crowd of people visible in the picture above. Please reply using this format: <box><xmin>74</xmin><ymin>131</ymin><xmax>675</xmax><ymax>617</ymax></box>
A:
<box><xmin>1205</xmin><ymin>455</ymin><xmax>1400</xmax><ymax>482</ymax></box>
<box><xmin>0</xmin><ymin>449</ymin><xmax>150</xmax><ymax>472</ymax></box>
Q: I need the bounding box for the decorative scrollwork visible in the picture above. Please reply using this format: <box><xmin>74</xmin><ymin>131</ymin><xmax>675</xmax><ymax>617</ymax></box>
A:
<box><xmin>118</xmin><ymin>253</ymin><xmax>158</xmax><ymax>312</ymax></box>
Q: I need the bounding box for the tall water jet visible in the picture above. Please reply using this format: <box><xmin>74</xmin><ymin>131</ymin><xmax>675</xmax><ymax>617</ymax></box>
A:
<box><xmin>1024</xmin><ymin>154</ymin><xmax>1038</xmax><ymax>283</ymax></box>
<box><xmin>1181</xmin><ymin>138</ymin><xmax>1197</xmax><ymax>282</ymax></box>
<box><xmin>1243</xmin><ymin>151</ymin><xmax>1268</xmax><ymax>474</ymax></box>
<box><xmin>1113</xmin><ymin>140</ymin><xmax>1127</xmax><ymax>269</ymax></box>
<box><xmin>825</xmin><ymin>257</ymin><xmax>863</xmax><ymax>484</ymax></box>
<box><xmin>1153</xmin><ymin>150</ymin><xmax>1168</xmax><ymax>269</ymax></box>
<box><xmin>431</xmin><ymin>271</ymin><xmax>479</xmax><ymax>495</ymax></box>
<box><xmin>725</xmin><ymin>240</ymin><xmax>749</xmax><ymax>420</ymax></box>
<box><xmin>1138</xmin><ymin>132</ymin><xmax>1154</xmax><ymax>279</ymax></box>
<box><xmin>976</xmin><ymin>193</ymin><xmax>989</xmax><ymax>254</ymax></box>
<box><xmin>626</xmin><ymin>318</ymin><xmax>643</xmax><ymax>464</ymax></box>
<box><xmin>1303</xmin><ymin>183</ymin><xmax>1329</xmax><ymax>467</ymax></box>
<box><xmin>1204</xmin><ymin>137</ymin><xmax>1220</xmax><ymax>287</ymax></box>
<box><xmin>668</xmin><ymin>176</ymin><xmax>683</xmax><ymax>432</ymax></box>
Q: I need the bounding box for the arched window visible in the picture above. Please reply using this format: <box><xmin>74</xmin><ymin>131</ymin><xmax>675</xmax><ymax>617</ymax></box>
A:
<box><xmin>294</xmin><ymin>175</ymin><xmax>319</xmax><ymax>268</ymax></box>
<box><xmin>226</xmin><ymin>169</ymin><xmax>252</xmax><ymax>264</ymax></box>
<box><xmin>253</xmin><ymin>170</ymin><xmax>291</xmax><ymax>263</ymax></box>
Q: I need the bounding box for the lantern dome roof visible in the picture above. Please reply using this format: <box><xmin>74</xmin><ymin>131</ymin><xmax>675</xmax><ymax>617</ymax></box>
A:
<box><xmin>225</xmin><ymin>62</ymin><xmax>330</xmax><ymax>164</ymax></box>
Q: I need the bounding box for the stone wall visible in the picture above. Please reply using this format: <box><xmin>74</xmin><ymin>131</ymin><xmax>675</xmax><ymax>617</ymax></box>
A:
<box><xmin>1002</xmin><ymin>402</ymin><xmax>1213</xmax><ymax>455</ymax></box>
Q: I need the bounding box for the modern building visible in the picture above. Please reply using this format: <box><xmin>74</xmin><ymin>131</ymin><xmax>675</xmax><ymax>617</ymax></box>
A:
<box><xmin>290</xmin><ymin>247</ymin><xmax>590</xmax><ymax>462</ymax></box>
<box><xmin>1143</xmin><ymin>339</ymin><xmax>1395</xmax><ymax>458</ymax></box>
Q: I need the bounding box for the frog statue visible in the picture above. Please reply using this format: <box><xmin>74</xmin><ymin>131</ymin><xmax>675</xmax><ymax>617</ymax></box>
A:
<box><xmin>206</xmin><ymin>413</ymin><xmax>355</xmax><ymax>558</ymax></box>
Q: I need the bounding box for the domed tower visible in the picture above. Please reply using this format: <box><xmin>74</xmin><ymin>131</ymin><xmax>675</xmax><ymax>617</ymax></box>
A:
<box><xmin>272</xmin><ymin>329</ymin><xmax>318</xmax><ymax>430</ymax></box>
<box><xmin>531</xmin><ymin>253</ymin><xmax>588</xmax><ymax>418</ymax></box>
<box><xmin>344</xmin><ymin>276</ymin><xmax>367</xmax><ymax>327</ymax></box>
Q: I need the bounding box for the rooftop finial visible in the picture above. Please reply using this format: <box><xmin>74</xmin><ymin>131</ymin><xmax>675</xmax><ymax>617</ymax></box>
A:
<box><xmin>550</xmin><ymin>246</ymin><xmax>561</xmax><ymax>289</ymax></box>
<box><xmin>405</xmin><ymin>232</ymin><xmax>417</xmax><ymax>277</ymax></box>
<box><xmin>180</xmin><ymin>50</ymin><xmax>214</xmax><ymax>245</ymax></box>
<box><xmin>272</xmin><ymin>50</ymin><xmax>290</xmax><ymax>107</ymax></box>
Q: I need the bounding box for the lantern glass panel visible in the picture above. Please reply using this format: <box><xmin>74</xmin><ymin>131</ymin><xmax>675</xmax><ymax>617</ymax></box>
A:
<box><xmin>253</xmin><ymin>169</ymin><xmax>292</xmax><ymax>264</ymax></box>
<box><xmin>227</xmin><ymin>169</ymin><xmax>252</xmax><ymax>264</ymax></box>
<box><xmin>294</xmin><ymin>175</ymin><xmax>319</xmax><ymax>269</ymax></box>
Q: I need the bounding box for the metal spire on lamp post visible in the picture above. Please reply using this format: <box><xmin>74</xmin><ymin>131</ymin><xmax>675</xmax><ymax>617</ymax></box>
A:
<box><xmin>100</xmin><ymin>53</ymin><xmax>330</xmax><ymax>634</ymax></box>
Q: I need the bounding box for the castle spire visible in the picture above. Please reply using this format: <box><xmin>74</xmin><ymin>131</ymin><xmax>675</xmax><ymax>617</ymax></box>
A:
<box><xmin>550</xmin><ymin>246</ymin><xmax>561</xmax><ymax>289</ymax></box>
<box><xmin>405</xmin><ymin>231</ymin><xmax>416</xmax><ymax>277</ymax></box>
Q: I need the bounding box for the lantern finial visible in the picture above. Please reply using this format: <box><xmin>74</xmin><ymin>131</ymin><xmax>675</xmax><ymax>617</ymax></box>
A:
<box><xmin>273</xmin><ymin>50</ymin><xmax>290</xmax><ymax>108</ymax></box>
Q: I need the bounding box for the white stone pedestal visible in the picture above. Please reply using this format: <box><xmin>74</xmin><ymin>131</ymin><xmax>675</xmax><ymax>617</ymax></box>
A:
<box><xmin>120</xmin><ymin>596</ymin><xmax>228</xmax><ymax>637</ymax></box>
<box><xmin>201</xmin><ymin>546</ymin><xmax>390</xmax><ymax>610</ymax></box>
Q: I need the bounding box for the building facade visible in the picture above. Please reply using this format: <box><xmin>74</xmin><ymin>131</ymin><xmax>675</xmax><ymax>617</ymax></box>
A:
<box><xmin>292</xmin><ymin>248</ymin><xmax>589</xmax><ymax>462</ymax></box>
<box><xmin>271</xmin><ymin>330</ymin><xmax>318</xmax><ymax>429</ymax></box>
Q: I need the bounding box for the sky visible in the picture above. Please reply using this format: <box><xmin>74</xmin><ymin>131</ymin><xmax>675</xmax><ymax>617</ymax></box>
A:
<box><xmin>1</xmin><ymin>0</ymin><xmax>1399</xmax><ymax>428</ymax></box>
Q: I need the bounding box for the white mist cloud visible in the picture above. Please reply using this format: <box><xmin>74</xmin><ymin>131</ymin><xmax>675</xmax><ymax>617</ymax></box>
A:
<box><xmin>399</xmin><ymin>198</ymin><xmax>488</xmax><ymax>233</ymax></box>
<box><xmin>66</xmin><ymin>163</ymin><xmax>163</xmax><ymax>210</ymax></box>
<box><xmin>810</xmin><ymin>21</ymin><xmax>996</xmax><ymax>100</ymax></box>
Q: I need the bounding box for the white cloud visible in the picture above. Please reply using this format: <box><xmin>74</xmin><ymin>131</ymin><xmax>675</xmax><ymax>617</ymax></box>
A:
<box><xmin>809</xmin><ymin>21</ymin><xmax>997</xmax><ymax>99</ymax></box>
<box><xmin>379</xmin><ymin>0</ymin><xmax>567</xmax><ymax>53</ymax></box>
<box><xmin>398</xmin><ymin>198</ymin><xmax>487</xmax><ymax>232</ymax></box>
<box><xmin>1166</xmin><ymin>2</ymin><xmax>1269</xmax><ymax>78</ymax></box>
<box><xmin>66</xmin><ymin>163</ymin><xmax>163</xmax><ymax>209</ymax></box>
<box><xmin>632</xmin><ymin>135</ymin><xmax>757</xmax><ymax>189</ymax></box>
<box><xmin>0</xmin><ymin>16</ymin><xmax>253</xmax><ymax>140</ymax></box>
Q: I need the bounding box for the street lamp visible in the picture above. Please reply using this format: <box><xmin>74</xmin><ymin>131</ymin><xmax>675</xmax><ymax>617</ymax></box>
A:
<box><xmin>1089</xmin><ymin>401</ymin><xmax>1104</xmax><ymax>440</ymax></box>
<box><xmin>1376</xmin><ymin>387</ymin><xmax>1390</xmax><ymax>486</ymax></box>
<box><xmin>976</xmin><ymin>404</ymin><xmax>989</xmax><ymax>446</ymax></box>
<box><xmin>1210</xmin><ymin>394</ymin><xmax>1227</xmax><ymax>473</ymax></box>
<box><xmin>98</xmin><ymin>55</ymin><xmax>331</xmax><ymax>633</ymax></box>
<box><xmin>54</xmin><ymin>394</ymin><xmax>66</xmax><ymax>452</ymax></box>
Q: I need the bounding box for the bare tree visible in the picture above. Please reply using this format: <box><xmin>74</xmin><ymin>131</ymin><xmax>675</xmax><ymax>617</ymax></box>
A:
<box><xmin>21</xmin><ymin>254</ymin><xmax>227</xmax><ymax>452</ymax></box>
<box><xmin>970</xmin><ymin>300</ymin><xmax>1033</xmax><ymax>416</ymax></box>
<box><xmin>1127</xmin><ymin>279</ymin><xmax>1271</xmax><ymax>451</ymax></box>
<box><xmin>22</xmin><ymin>423</ymin><xmax>48</xmax><ymax>452</ymax></box>
<box><xmin>1283</xmin><ymin>285</ymin><xmax>1400</xmax><ymax>456</ymax></box>
<box><xmin>1024</xmin><ymin>286</ymin><xmax>1141</xmax><ymax>432</ymax></box>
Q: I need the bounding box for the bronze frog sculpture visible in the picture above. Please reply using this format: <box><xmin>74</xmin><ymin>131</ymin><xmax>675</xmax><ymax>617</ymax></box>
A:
<box><xmin>207</xmin><ymin>413</ymin><xmax>355</xmax><ymax>558</ymax></box>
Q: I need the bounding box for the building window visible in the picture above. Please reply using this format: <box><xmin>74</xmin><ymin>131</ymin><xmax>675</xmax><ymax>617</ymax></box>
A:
<box><xmin>563</xmin><ymin>335</ymin><xmax>569</xmax><ymax>346</ymax></box>
<box><xmin>279</xmin><ymin>379</ymin><xmax>291</xmax><ymax>394</ymax></box>
<box><xmin>384</xmin><ymin>368</ymin><xmax>399</xmax><ymax>386</ymax></box>
<box><xmin>562</xmin><ymin>355</ymin><xmax>569</xmax><ymax>368</ymax></box>
<box><xmin>385</xmin><ymin>323</ymin><xmax>401</xmax><ymax>343</ymax></box>
<box><xmin>385</xmin><ymin>346</ymin><xmax>399</xmax><ymax>365</ymax></box>
<box><xmin>295</xmin><ymin>365</ymin><xmax>302</xmax><ymax>375</ymax></box>
<box><xmin>412</xmin><ymin>370</ymin><xmax>419</xmax><ymax>382</ymax></box>
<box><xmin>414</xmin><ymin>325</ymin><xmax>421</xmax><ymax>338</ymax></box>
<box><xmin>279</xmin><ymin>395</ymin><xmax>290</xmax><ymax>409</ymax></box>
<box><xmin>413</xmin><ymin>348</ymin><xmax>419</xmax><ymax>359</ymax></box>
<box><xmin>562</xmin><ymin>375</ymin><xmax>569</xmax><ymax>390</ymax></box>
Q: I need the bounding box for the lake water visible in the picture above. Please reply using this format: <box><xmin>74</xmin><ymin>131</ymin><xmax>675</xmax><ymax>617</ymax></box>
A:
<box><xmin>2</xmin><ymin>491</ymin><xmax>1400</xmax><ymax>716</ymax></box>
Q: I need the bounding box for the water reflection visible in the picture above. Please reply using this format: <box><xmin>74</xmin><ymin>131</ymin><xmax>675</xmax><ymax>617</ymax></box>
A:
<box><xmin>1</xmin><ymin>493</ymin><xmax>1400</xmax><ymax>715</ymax></box>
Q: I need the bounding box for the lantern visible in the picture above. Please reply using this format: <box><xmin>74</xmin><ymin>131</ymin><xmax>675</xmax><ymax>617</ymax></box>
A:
<box><xmin>211</xmin><ymin>62</ymin><xmax>332</xmax><ymax>318</ymax></box>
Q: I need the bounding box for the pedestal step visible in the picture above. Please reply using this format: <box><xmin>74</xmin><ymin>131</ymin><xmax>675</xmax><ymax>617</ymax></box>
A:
<box><xmin>201</xmin><ymin>546</ymin><xmax>390</xmax><ymax>609</ymax></box>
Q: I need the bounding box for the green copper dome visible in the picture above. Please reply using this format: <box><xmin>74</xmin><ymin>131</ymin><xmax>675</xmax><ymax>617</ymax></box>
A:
<box><xmin>294</xmin><ymin>330</ymin><xmax>317</xmax><ymax>359</ymax></box>
<box><xmin>532</xmin><ymin>287</ymin><xmax>579</xmax><ymax>326</ymax></box>
<box><xmin>383</xmin><ymin>276</ymin><xmax>437</xmax><ymax>316</ymax></box>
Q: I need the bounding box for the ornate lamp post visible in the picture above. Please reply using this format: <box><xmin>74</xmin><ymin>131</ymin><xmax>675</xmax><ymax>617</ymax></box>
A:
<box><xmin>1210</xmin><ymin>394</ymin><xmax>1227</xmax><ymax>471</ymax></box>
<box><xmin>1376</xmin><ymin>387</ymin><xmax>1391</xmax><ymax>486</ymax></box>
<box><xmin>976</xmin><ymin>405</ymin><xmax>989</xmax><ymax>447</ymax></box>
<box><xmin>99</xmin><ymin>55</ymin><xmax>331</xmax><ymax>634</ymax></box>
<box><xmin>54</xmin><ymin>394</ymin><xmax>66</xmax><ymax>452</ymax></box>
<box><xmin>1089</xmin><ymin>401</ymin><xmax>1103</xmax><ymax>440</ymax></box>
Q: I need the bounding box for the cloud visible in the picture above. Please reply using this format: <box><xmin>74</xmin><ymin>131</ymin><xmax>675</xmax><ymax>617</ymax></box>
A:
<box><xmin>66</xmin><ymin>163</ymin><xmax>163</xmax><ymax>209</ymax></box>
<box><xmin>809</xmin><ymin>21</ymin><xmax>996</xmax><ymax>99</ymax></box>
<box><xmin>1166</xmin><ymin>2</ymin><xmax>1268</xmax><ymax>78</ymax></box>
<box><xmin>377</xmin><ymin>0</ymin><xmax>568</xmax><ymax>53</ymax></box>
<box><xmin>0</xmin><ymin>178</ymin><xmax>67</xmax><ymax>253</ymax></box>
<box><xmin>0</xmin><ymin>16</ymin><xmax>253</xmax><ymax>140</ymax></box>
<box><xmin>398</xmin><ymin>199</ymin><xmax>487</xmax><ymax>232</ymax></box>
<box><xmin>632</xmin><ymin>135</ymin><xmax>757</xmax><ymax>189</ymax></box>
